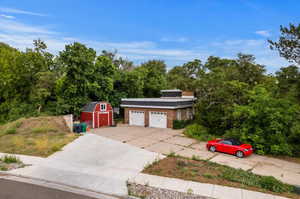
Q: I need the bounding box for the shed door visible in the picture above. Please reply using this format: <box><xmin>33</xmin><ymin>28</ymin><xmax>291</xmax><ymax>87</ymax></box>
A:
<box><xmin>99</xmin><ymin>112</ymin><xmax>109</xmax><ymax>126</ymax></box>
<box><xmin>149</xmin><ymin>111</ymin><xmax>167</xmax><ymax>128</ymax></box>
<box><xmin>129</xmin><ymin>111</ymin><xmax>144</xmax><ymax>126</ymax></box>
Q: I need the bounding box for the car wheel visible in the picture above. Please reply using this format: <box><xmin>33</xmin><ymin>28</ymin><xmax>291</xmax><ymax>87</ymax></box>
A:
<box><xmin>209</xmin><ymin>146</ymin><xmax>216</xmax><ymax>152</ymax></box>
<box><xmin>236</xmin><ymin>151</ymin><xmax>244</xmax><ymax>158</ymax></box>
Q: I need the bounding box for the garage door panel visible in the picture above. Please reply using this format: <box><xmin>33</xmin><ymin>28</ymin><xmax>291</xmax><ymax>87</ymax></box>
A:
<box><xmin>129</xmin><ymin>111</ymin><xmax>145</xmax><ymax>126</ymax></box>
<box><xmin>149</xmin><ymin>111</ymin><xmax>167</xmax><ymax>128</ymax></box>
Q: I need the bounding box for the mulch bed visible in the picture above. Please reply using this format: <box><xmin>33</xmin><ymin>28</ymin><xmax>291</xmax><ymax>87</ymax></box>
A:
<box><xmin>143</xmin><ymin>157</ymin><xmax>299</xmax><ymax>199</ymax></box>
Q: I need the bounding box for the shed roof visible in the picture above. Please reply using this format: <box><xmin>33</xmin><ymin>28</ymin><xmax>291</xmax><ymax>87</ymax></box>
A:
<box><xmin>82</xmin><ymin>102</ymin><xmax>98</xmax><ymax>112</ymax></box>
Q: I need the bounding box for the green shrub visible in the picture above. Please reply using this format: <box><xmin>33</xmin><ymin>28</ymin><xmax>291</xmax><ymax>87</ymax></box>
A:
<box><xmin>167</xmin><ymin>151</ymin><xmax>176</xmax><ymax>157</ymax></box>
<box><xmin>219</xmin><ymin>166</ymin><xmax>295</xmax><ymax>193</ymax></box>
<box><xmin>5</xmin><ymin>127</ymin><xmax>17</xmax><ymax>134</ymax></box>
<box><xmin>203</xmin><ymin>173</ymin><xmax>215</xmax><ymax>179</ymax></box>
<box><xmin>191</xmin><ymin>155</ymin><xmax>201</xmax><ymax>161</ymax></box>
<box><xmin>1</xmin><ymin>155</ymin><xmax>20</xmax><ymax>164</ymax></box>
<box><xmin>173</xmin><ymin>120</ymin><xmax>192</xmax><ymax>129</ymax></box>
<box><xmin>259</xmin><ymin>176</ymin><xmax>294</xmax><ymax>193</ymax></box>
<box><xmin>0</xmin><ymin>166</ymin><xmax>8</xmax><ymax>171</ymax></box>
<box><xmin>184</xmin><ymin>124</ymin><xmax>215</xmax><ymax>141</ymax></box>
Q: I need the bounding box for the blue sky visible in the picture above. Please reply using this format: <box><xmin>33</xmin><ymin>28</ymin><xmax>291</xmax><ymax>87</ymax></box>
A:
<box><xmin>0</xmin><ymin>0</ymin><xmax>299</xmax><ymax>72</ymax></box>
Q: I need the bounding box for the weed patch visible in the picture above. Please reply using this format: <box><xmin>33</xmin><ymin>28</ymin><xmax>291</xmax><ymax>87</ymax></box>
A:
<box><xmin>0</xmin><ymin>116</ymin><xmax>78</xmax><ymax>157</ymax></box>
<box><xmin>1</xmin><ymin>155</ymin><xmax>20</xmax><ymax>164</ymax></box>
<box><xmin>143</xmin><ymin>157</ymin><xmax>299</xmax><ymax>199</ymax></box>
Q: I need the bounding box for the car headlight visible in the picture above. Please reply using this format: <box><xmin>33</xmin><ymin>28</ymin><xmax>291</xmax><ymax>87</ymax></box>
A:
<box><xmin>244</xmin><ymin>149</ymin><xmax>249</xmax><ymax>152</ymax></box>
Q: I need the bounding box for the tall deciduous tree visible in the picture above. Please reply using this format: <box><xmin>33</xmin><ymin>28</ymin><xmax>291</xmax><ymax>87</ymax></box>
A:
<box><xmin>275</xmin><ymin>65</ymin><xmax>300</xmax><ymax>102</ymax></box>
<box><xmin>269</xmin><ymin>23</ymin><xmax>300</xmax><ymax>65</ymax></box>
<box><xmin>56</xmin><ymin>42</ymin><xmax>96</xmax><ymax>116</ymax></box>
<box><xmin>167</xmin><ymin>59</ymin><xmax>203</xmax><ymax>91</ymax></box>
<box><xmin>138</xmin><ymin>60</ymin><xmax>167</xmax><ymax>97</ymax></box>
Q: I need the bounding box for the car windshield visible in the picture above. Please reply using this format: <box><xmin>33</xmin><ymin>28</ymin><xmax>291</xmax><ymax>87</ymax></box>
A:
<box><xmin>230</xmin><ymin>139</ymin><xmax>242</xmax><ymax>146</ymax></box>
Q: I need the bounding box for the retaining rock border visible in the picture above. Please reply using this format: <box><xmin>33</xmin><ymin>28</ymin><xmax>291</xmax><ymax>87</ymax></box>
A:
<box><xmin>127</xmin><ymin>182</ymin><xmax>214</xmax><ymax>199</ymax></box>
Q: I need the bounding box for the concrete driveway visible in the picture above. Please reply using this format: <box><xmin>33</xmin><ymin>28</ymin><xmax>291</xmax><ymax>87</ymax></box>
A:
<box><xmin>9</xmin><ymin>134</ymin><xmax>162</xmax><ymax>197</ymax></box>
<box><xmin>92</xmin><ymin>126</ymin><xmax>300</xmax><ymax>186</ymax></box>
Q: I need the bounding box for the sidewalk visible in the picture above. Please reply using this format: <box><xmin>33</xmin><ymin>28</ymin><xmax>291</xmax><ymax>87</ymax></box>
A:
<box><xmin>129</xmin><ymin>173</ymin><xmax>288</xmax><ymax>199</ymax></box>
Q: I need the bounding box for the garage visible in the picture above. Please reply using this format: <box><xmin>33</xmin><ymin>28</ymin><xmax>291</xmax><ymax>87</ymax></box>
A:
<box><xmin>129</xmin><ymin>110</ymin><xmax>145</xmax><ymax>126</ymax></box>
<box><xmin>149</xmin><ymin>111</ymin><xmax>167</xmax><ymax>128</ymax></box>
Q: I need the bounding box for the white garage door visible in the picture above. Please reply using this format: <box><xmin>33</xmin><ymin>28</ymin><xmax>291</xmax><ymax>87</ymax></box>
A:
<box><xmin>149</xmin><ymin>111</ymin><xmax>167</xmax><ymax>128</ymax></box>
<box><xmin>129</xmin><ymin>111</ymin><xmax>145</xmax><ymax>126</ymax></box>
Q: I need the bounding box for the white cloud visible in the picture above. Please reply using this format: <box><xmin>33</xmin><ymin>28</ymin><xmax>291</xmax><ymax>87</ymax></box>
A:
<box><xmin>0</xmin><ymin>18</ymin><xmax>55</xmax><ymax>34</ymax></box>
<box><xmin>0</xmin><ymin>7</ymin><xmax>47</xmax><ymax>17</ymax></box>
<box><xmin>0</xmin><ymin>14</ymin><xmax>15</xmax><ymax>19</ymax></box>
<box><xmin>209</xmin><ymin>39</ymin><xmax>291</xmax><ymax>73</ymax></box>
<box><xmin>160</xmin><ymin>37</ymin><xmax>189</xmax><ymax>43</ymax></box>
<box><xmin>0</xmin><ymin>16</ymin><xmax>291</xmax><ymax>72</ymax></box>
<box><xmin>255</xmin><ymin>30</ymin><xmax>271</xmax><ymax>37</ymax></box>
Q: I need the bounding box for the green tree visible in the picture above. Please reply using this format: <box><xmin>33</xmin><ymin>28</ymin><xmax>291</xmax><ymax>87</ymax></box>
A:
<box><xmin>275</xmin><ymin>65</ymin><xmax>300</xmax><ymax>102</ymax></box>
<box><xmin>56</xmin><ymin>42</ymin><xmax>96</xmax><ymax>116</ymax></box>
<box><xmin>269</xmin><ymin>23</ymin><xmax>300</xmax><ymax>65</ymax></box>
<box><xmin>227</xmin><ymin>86</ymin><xmax>300</xmax><ymax>156</ymax></box>
<box><xmin>167</xmin><ymin>59</ymin><xmax>203</xmax><ymax>91</ymax></box>
<box><xmin>138</xmin><ymin>60</ymin><xmax>167</xmax><ymax>97</ymax></box>
<box><xmin>88</xmin><ymin>55</ymin><xmax>116</xmax><ymax>101</ymax></box>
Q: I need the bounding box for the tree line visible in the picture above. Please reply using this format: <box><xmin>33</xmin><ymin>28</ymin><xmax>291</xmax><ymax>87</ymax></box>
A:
<box><xmin>0</xmin><ymin>23</ymin><xmax>299</xmax><ymax>156</ymax></box>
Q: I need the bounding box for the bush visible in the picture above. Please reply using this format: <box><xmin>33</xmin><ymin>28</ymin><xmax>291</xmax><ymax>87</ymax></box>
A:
<box><xmin>184</xmin><ymin>124</ymin><xmax>215</xmax><ymax>141</ymax></box>
<box><xmin>173</xmin><ymin>120</ymin><xmax>192</xmax><ymax>129</ymax></box>
<box><xmin>1</xmin><ymin>155</ymin><xmax>20</xmax><ymax>164</ymax></box>
<box><xmin>259</xmin><ymin>176</ymin><xmax>294</xmax><ymax>193</ymax></box>
<box><xmin>5</xmin><ymin>127</ymin><xmax>17</xmax><ymax>134</ymax></box>
<box><xmin>219</xmin><ymin>166</ymin><xmax>295</xmax><ymax>193</ymax></box>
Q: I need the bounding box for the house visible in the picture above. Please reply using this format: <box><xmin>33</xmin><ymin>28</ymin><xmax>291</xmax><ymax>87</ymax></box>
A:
<box><xmin>80</xmin><ymin>101</ymin><xmax>113</xmax><ymax>128</ymax></box>
<box><xmin>120</xmin><ymin>90</ymin><xmax>196</xmax><ymax>128</ymax></box>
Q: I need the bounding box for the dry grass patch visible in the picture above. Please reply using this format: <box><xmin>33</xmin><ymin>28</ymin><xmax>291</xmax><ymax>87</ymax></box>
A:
<box><xmin>0</xmin><ymin>116</ymin><xmax>78</xmax><ymax>157</ymax></box>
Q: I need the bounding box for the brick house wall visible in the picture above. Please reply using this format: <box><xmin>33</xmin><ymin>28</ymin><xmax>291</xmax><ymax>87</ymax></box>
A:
<box><xmin>124</xmin><ymin>107</ymin><xmax>176</xmax><ymax>128</ymax></box>
<box><xmin>124</xmin><ymin>107</ymin><xmax>193</xmax><ymax>128</ymax></box>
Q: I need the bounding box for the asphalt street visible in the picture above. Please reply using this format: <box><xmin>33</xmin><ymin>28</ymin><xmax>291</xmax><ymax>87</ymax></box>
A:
<box><xmin>0</xmin><ymin>177</ymin><xmax>118</xmax><ymax>199</ymax></box>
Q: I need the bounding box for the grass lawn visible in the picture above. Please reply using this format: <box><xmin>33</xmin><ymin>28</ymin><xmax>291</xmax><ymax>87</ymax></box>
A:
<box><xmin>0</xmin><ymin>116</ymin><xmax>78</xmax><ymax>157</ymax></box>
<box><xmin>143</xmin><ymin>156</ymin><xmax>299</xmax><ymax>199</ymax></box>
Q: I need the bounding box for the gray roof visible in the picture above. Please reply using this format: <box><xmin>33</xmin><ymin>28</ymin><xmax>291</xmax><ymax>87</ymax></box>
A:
<box><xmin>82</xmin><ymin>102</ymin><xmax>98</xmax><ymax>112</ymax></box>
<box><xmin>120</xmin><ymin>98</ymin><xmax>195</xmax><ymax>109</ymax></box>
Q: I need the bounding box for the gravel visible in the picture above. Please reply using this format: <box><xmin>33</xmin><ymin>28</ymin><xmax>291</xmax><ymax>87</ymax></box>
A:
<box><xmin>127</xmin><ymin>182</ymin><xmax>214</xmax><ymax>199</ymax></box>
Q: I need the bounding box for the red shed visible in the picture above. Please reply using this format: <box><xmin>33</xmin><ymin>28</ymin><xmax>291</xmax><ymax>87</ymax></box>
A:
<box><xmin>80</xmin><ymin>102</ymin><xmax>113</xmax><ymax>128</ymax></box>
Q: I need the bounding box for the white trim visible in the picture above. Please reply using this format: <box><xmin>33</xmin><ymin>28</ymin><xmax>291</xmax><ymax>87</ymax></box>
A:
<box><xmin>111</xmin><ymin>110</ymin><xmax>114</xmax><ymax>126</ymax></box>
<box><xmin>160</xmin><ymin>89</ymin><xmax>182</xmax><ymax>92</ymax></box>
<box><xmin>121</xmin><ymin>98</ymin><xmax>195</xmax><ymax>102</ymax></box>
<box><xmin>97</xmin><ymin>112</ymin><xmax>99</xmax><ymax>128</ymax></box>
<box><xmin>99</xmin><ymin>111</ymin><xmax>109</xmax><ymax>114</ymax></box>
<box><xmin>92</xmin><ymin>112</ymin><xmax>95</xmax><ymax>128</ymax></box>
<box><xmin>100</xmin><ymin>103</ymin><xmax>106</xmax><ymax>111</ymax></box>
<box><xmin>182</xmin><ymin>96</ymin><xmax>195</xmax><ymax>98</ymax></box>
<box><xmin>120</xmin><ymin>105</ymin><xmax>193</xmax><ymax>109</ymax></box>
<box><xmin>107</xmin><ymin>111</ymin><xmax>110</xmax><ymax>126</ymax></box>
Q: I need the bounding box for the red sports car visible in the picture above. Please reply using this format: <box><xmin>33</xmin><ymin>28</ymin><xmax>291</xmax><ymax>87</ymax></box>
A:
<box><xmin>206</xmin><ymin>138</ymin><xmax>253</xmax><ymax>158</ymax></box>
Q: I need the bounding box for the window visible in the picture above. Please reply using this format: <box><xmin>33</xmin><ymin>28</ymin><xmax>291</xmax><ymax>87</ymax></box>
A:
<box><xmin>177</xmin><ymin>110</ymin><xmax>181</xmax><ymax>120</ymax></box>
<box><xmin>219</xmin><ymin>140</ymin><xmax>232</xmax><ymax>145</ymax></box>
<box><xmin>100</xmin><ymin>104</ymin><xmax>106</xmax><ymax>111</ymax></box>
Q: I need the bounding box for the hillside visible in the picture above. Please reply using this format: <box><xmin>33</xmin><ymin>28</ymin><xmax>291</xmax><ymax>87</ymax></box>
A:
<box><xmin>0</xmin><ymin>116</ymin><xmax>78</xmax><ymax>157</ymax></box>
